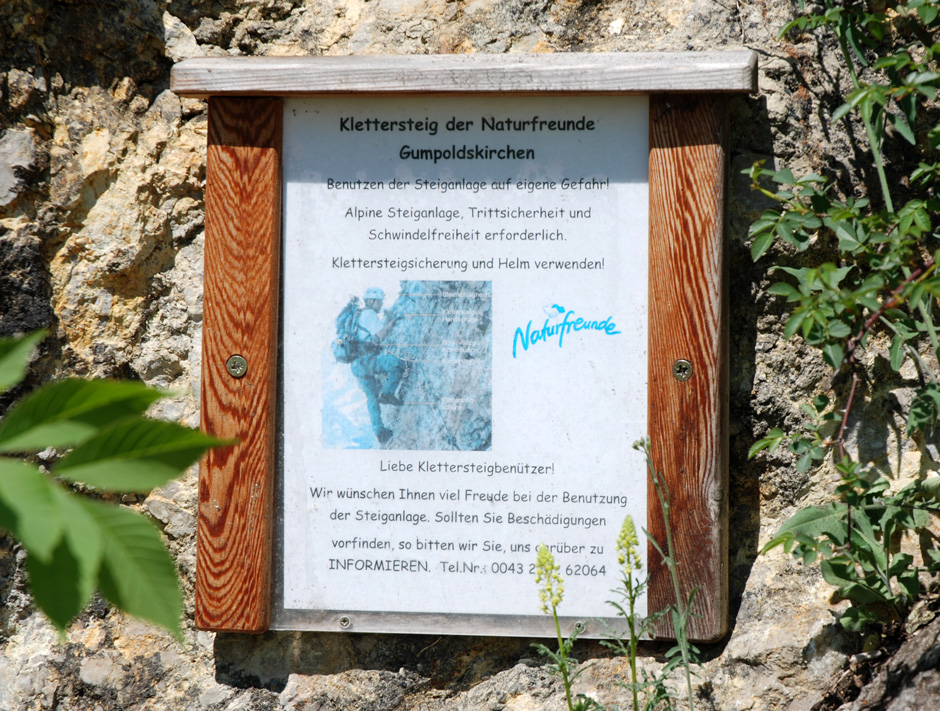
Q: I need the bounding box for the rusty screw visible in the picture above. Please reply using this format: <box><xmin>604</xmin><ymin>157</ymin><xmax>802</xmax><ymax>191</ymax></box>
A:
<box><xmin>672</xmin><ymin>359</ymin><xmax>693</xmax><ymax>381</ymax></box>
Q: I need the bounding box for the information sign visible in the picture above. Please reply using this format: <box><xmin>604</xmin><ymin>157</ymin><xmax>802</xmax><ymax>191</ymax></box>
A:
<box><xmin>279</xmin><ymin>96</ymin><xmax>648</xmax><ymax>630</ymax></box>
<box><xmin>171</xmin><ymin>52</ymin><xmax>757</xmax><ymax>640</ymax></box>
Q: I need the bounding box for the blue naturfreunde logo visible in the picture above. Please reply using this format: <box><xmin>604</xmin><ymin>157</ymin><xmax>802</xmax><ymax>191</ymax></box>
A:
<box><xmin>512</xmin><ymin>303</ymin><xmax>621</xmax><ymax>358</ymax></box>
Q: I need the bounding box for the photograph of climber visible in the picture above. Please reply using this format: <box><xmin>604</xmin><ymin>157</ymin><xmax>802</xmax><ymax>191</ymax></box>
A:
<box><xmin>323</xmin><ymin>280</ymin><xmax>492</xmax><ymax>450</ymax></box>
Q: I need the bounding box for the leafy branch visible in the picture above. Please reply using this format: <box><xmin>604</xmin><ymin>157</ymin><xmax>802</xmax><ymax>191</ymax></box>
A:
<box><xmin>0</xmin><ymin>331</ymin><xmax>229</xmax><ymax>638</ymax></box>
<box><xmin>750</xmin><ymin>0</ymin><xmax>940</xmax><ymax>633</ymax></box>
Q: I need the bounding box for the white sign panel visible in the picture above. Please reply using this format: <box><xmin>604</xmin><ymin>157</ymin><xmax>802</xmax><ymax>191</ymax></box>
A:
<box><xmin>279</xmin><ymin>95</ymin><xmax>649</xmax><ymax>631</ymax></box>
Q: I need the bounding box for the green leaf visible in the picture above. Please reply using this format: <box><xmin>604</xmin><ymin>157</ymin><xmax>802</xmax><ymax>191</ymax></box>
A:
<box><xmin>850</xmin><ymin>510</ymin><xmax>886</xmax><ymax>570</ymax></box>
<box><xmin>0</xmin><ymin>379</ymin><xmax>164</xmax><ymax>453</ymax></box>
<box><xmin>834</xmin><ymin>221</ymin><xmax>858</xmax><ymax>246</ymax></box>
<box><xmin>748</xmin><ymin>428</ymin><xmax>785</xmax><ymax>459</ymax></box>
<box><xmin>775</xmin><ymin>503</ymin><xmax>849</xmax><ymax>545</ymax></box>
<box><xmin>26</xmin><ymin>487</ymin><xmax>103</xmax><ymax>632</ymax></box>
<box><xmin>56</xmin><ymin>419</ymin><xmax>229</xmax><ymax>493</ymax></box>
<box><xmin>897</xmin><ymin>567</ymin><xmax>920</xmax><ymax>601</ymax></box>
<box><xmin>887</xmin><ymin>111</ymin><xmax>916</xmax><ymax>145</ymax></box>
<box><xmin>856</xmin><ymin>295</ymin><xmax>882</xmax><ymax>312</ymax></box>
<box><xmin>751</xmin><ymin>231</ymin><xmax>775</xmax><ymax>261</ymax></box>
<box><xmin>919</xmin><ymin>476</ymin><xmax>940</xmax><ymax>499</ymax></box>
<box><xmin>820</xmin><ymin>557</ymin><xmax>858</xmax><ymax>589</ymax></box>
<box><xmin>837</xmin><ymin>580</ymin><xmax>889</xmax><ymax>607</ymax></box>
<box><xmin>844</xmin><ymin>21</ymin><xmax>869</xmax><ymax>67</ymax></box>
<box><xmin>795</xmin><ymin>449</ymin><xmax>814</xmax><ymax>473</ymax></box>
<box><xmin>775</xmin><ymin>219</ymin><xmax>795</xmax><ymax>244</ymax></box>
<box><xmin>776</xmin><ymin>265</ymin><xmax>812</xmax><ymax>286</ymax></box>
<box><xmin>832</xmin><ymin>101</ymin><xmax>854</xmax><ymax>123</ymax></box>
<box><xmin>796</xmin><ymin>543</ymin><xmax>819</xmax><ymax>566</ymax></box>
<box><xmin>881</xmin><ymin>501</ymin><xmax>922</xmax><ymax>531</ymax></box>
<box><xmin>908</xmin><ymin>382</ymin><xmax>940</xmax><ymax>434</ymax></box>
<box><xmin>890</xmin><ymin>334</ymin><xmax>905</xmax><ymax>371</ymax></box>
<box><xmin>27</xmin><ymin>539</ymin><xmax>89</xmax><ymax>633</ymax></box>
<box><xmin>911</xmin><ymin>161</ymin><xmax>940</xmax><ymax>183</ymax></box>
<box><xmin>860</xmin><ymin>94</ymin><xmax>875</xmax><ymax>124</ymax></box>
<box><xmin>827</xmin><ymin>320</ymin><xmax>852</xmax><ymax>338</ymax></box>
<box><xmin>916</xmin><ymin>83</ymin><xmax>938</xmax><ymax>100</ymax></box>
<box><xmin>810</xmin><ymin>188</ymin><xmax>833</xmax><ymax>210</ymax></box>
<box><xmin>80</xmin><ymin>498</ymin><xmax>182</xmax><ymax>639</ymax></box>
<box><xmin>760</xmin><ymin>532</ymin><xmax>795</xmax><ymax>555</ymax></box>
<box><xmin>917</xmin><ymin>3</ymin><xmax>940</xmax><ymax>23</ymax></box>
<box><xmin>819</xmin><ymin>264</ymin><xmax>853</xmax><ymax>290</ymax></box>
<box><xmin>838</xmin><ymin>234</ymin><xmax>863</xmax><ymax>252</ymax></box>
<box><xmin>748</xmin><ymin>211</ymin><xmax>780</xmax><ymax>235</ymax></box>
<box><xmin>906</xmin><ymin>71</ymin><xmax>940</xmax><ymax>85</ymax></box>
<box><xmin>838</xmin><ymin>605</ymin><xmax>877</xmax><ymax>632</ymax></box>
<box><xmin>767</xmin><ymin>282</ymin><xmax>801</xmax><ymax>300</ymax></box>
<box><xmin>771</xmin><ymin>168</ymin><xmax>796</xmax><ymax>184</ymax></box>
<box><xmin>823</xmin><ymin>342</ymin><xmax>844</xmax><ymax>369</ymax></box>
<box><xmin>784</xmin><ymin>311</ymin><xmax>809</xmax><ymax>339</ymax></box>
<box><xmin>0</xmin><ymin>458</ymin><xmax>64</xmax><ymax>561</ymax></box>
<box><xmin>0</xmin><ymin>331</ymin><xmax>45</xmax><ymax>394</ymax></box>
<box><xmin>804</xmin><ymin>317</ymin><xmax>827</xmax><ymax>345</ymax></box>
<box><xmin>900</xmin><ymin>212</ymin><xmax>915</xmax><ymax>236</ymax></box>
<box><xmin>887</xmin><ymin>553</ymin><xmax>915</xmax><ymax>580</ymax></box>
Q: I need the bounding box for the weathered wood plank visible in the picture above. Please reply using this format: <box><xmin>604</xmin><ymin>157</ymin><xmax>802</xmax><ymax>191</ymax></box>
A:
<box><xmin>172</xmin><ymin>52</ymin><xmax>757</xmax><ymax>97</ymax></box>
<box><xmin>195</xmin><ymin>97</ymin><xmax>283</xmax><ymax>633</ymax></box>
<box><xmin>647</xmin><ymin>94</ymin><xmax>729</xmax><ymax>642</ymax></box>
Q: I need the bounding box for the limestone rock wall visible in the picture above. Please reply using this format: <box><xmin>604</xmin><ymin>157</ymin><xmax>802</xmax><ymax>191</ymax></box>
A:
<box><xmin>0</xmin><ymin>0</ymin><xmax>927</xmax><ymax>709</ymax></box>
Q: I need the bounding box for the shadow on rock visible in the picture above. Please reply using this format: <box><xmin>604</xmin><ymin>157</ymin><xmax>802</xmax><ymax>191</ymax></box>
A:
<box><xmin>214</xmin><ymin>631</ymin><xmax>563</xmax><ymax>692</ymax></box>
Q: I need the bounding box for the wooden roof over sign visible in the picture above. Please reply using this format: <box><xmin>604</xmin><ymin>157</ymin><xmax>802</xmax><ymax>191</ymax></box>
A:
<box><xmin>171</xmin><ymin>51</ymin><xmax>758</xmax><ymax>97</ymax></box>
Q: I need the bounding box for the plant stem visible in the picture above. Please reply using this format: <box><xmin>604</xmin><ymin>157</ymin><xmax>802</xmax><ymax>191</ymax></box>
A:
<box><xmin>845</xmin><ymin>256</ymin><xmax>935</xmax><ymax>363</ymax></box>
<box><xmin>835</xmin><ymin>25</ymin><xmax>894</xmax><ymax>212</ymax></box>
<box><xmin>864</xmin><ymin>113</ymin><xmax>895</xmax><ymax>214</ymax></box>
<box><xmin>836</xmin><ymin>370</ymin><xmax>860</xmax><ymax>552</ymax></box>
<box><xmin>917</xmin><ymin>299</ymin><xmax>940</xmax><ymax>360</ymax></box>
<box><xmin>836</xmin><ymin>371</ymin><xmax>860</xmax><ymax>460</ymax></box>
<box><xmin>881</xmin><ymin>521</ymin><xmax>895</xmax><ymax>601</ymax></box>
<box><xmin>552</xmin><ymin>604</ymin><xmax>575</xmax><ymax>711</ymax></box>
<box><xmin>626</xmin><ymin>577</ymin><xmax>640</xmax><ymax>711</ymax></box>
<box><xmin>650</xmin><ymin>462</ymin><xmax>695</xmax><ymax>711</ymax></box>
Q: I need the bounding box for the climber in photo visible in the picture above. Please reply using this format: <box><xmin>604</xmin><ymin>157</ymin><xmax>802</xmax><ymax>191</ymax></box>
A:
<box><xmin>328</xmin><ymin>280</ymin><xmax>493</xmax><ymax>451</ymax></box>
<box><xmin>347</xmin><ymin>287</ymin><xmax>406</xmax><ymax>445</ymax></box>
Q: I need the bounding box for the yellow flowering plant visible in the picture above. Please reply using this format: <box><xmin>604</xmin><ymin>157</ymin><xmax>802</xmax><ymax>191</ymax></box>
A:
<box><xmin>535</xmin><ymin>542</ymin><xmax>565</xmax><ymax>614</ymax></box>
<box><xmin>532</xmin><ymin>544</ymin><xmax>599</xmax><ymax>711</ymax></box>
<box><xmin>602</xmin><ymin>514</ymin><xmax>672</xmax><ymax>711</ymax></box>
<box><xmin>533</xmin><ymin>441</ymin><xmax>701</xmax><ymax>711</ymax></box>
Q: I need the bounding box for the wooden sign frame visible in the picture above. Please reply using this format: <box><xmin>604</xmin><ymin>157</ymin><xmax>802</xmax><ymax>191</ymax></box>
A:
<box><xmin>172</xmin><ymin>52</ymin><xmax>756</xmax><ymax>641</ymax></box>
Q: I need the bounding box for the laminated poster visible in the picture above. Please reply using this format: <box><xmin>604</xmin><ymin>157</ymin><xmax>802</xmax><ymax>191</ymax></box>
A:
<box><xmin>280</xmin><ymin>95</ymin><xmax>650</xmax><ymax>625</ymax></box>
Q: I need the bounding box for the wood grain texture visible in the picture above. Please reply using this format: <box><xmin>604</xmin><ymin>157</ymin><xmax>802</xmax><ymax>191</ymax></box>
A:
<box><xmin>171</xmin><ymin>52</ymin><xmax>757</xmax><ymax>97</ymax></box>
<box><xmin>196</xmin><ymin>97</ymin><xmax>283</xmax><ymax>633</ymax></box>
<box><xmin>647</xmin><ymin>95</ymin><xmax>729</xmax><ymax>642</ymax></box>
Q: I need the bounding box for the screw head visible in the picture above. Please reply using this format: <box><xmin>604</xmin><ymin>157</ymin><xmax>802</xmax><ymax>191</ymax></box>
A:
<box><xmin>339</xmin><ymin>616</ymin><xmax>351</xmax><ymax>629</ymax></box>
<box><xmin>226</xmin><ymin>354</ymin><xmax>248</xmax><ymax>378</ymax></box>
<box><xmin>672</xmin><ymin>359</ymin><xmax>693</xmax><ymax>381</ymax></box>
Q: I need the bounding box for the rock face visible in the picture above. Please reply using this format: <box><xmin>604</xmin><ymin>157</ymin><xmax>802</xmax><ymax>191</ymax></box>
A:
<box><xmin>382</xmin><ymin>280</ymin><xmax>493</xmax><ymax>452</ymax></box>
<box><xmin>0</xmin><ymin>0</ymin><xmax>934</xmax><ymax>709</ymax></box>
<box><xmin>824</xmin><ymin>614</ymin><xmax>940</xmax><ymax>711</ymax></box>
